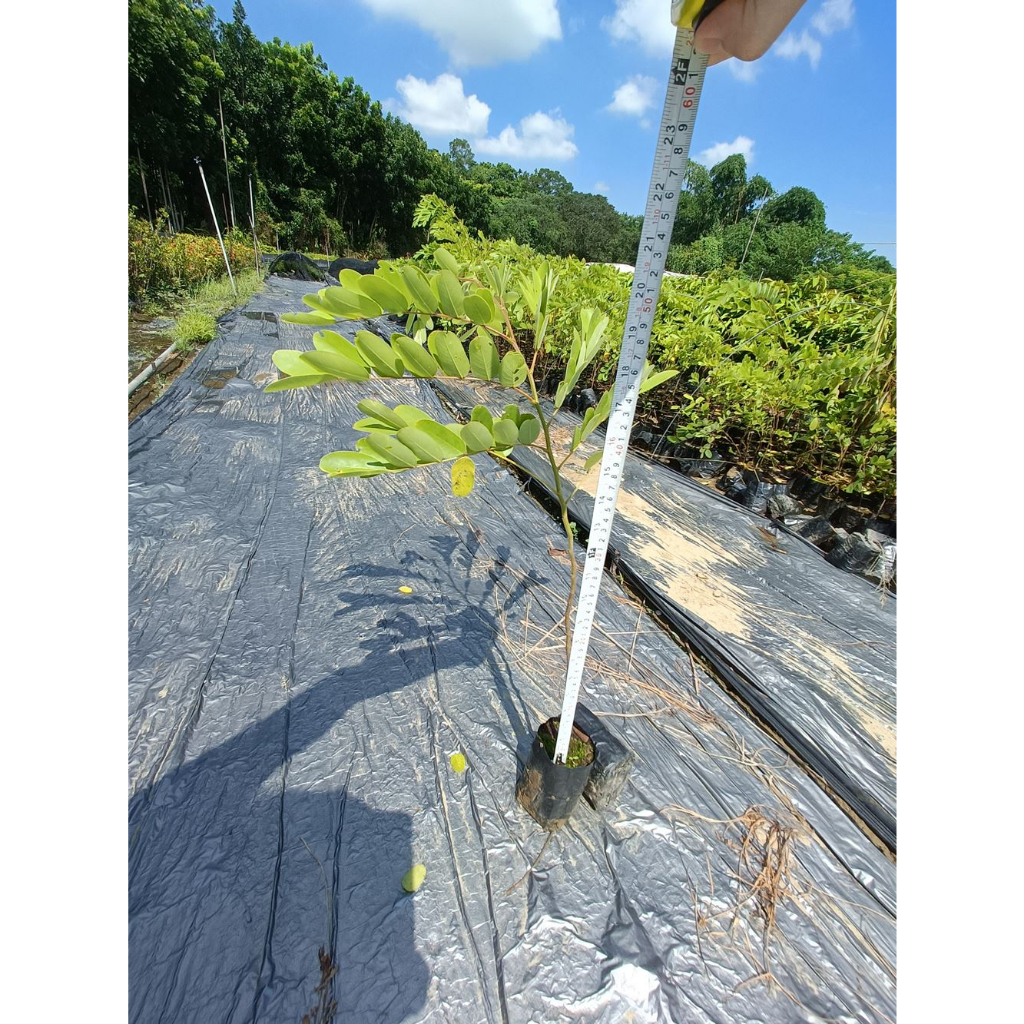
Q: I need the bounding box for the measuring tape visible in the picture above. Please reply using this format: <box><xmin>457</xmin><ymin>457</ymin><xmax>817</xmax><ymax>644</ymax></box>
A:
<box><xmin>551</xmin><ymin>4</ymin><xmax>717</xmax><ymax>765</ymax></box>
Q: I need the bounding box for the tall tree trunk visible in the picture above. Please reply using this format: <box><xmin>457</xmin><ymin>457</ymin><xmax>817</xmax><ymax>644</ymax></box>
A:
<box><xmin>218</xmin><ymin>89</ymin><xmax>237</xmax><ymax>231</ymax></box>
<box><xmin>137</xmin><ymin>145</ymin><xmax>153</xmax><ymax>228</ymax></box>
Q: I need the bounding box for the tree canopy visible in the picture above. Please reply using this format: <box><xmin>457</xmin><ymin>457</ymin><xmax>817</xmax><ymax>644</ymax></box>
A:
<box><xmin>128</xmin><ymin>0</ymin><xmax>892</xmax><ymax>279</ymax></box>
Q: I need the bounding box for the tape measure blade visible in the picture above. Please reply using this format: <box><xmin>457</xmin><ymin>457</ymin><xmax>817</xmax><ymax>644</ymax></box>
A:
<box><xmin>551</xmin><ymin>29</ymin><xmax>708</xmax><ymax>766</ymax></box>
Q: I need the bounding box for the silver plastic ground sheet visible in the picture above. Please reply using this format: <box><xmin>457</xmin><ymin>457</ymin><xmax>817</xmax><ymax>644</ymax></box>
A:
<box><xmin>430</xmin><ymin>377</ymin><xmax>896</xmax><ymax>854</ymax></box>
<box><xmin>129</xmin><ymin>278</ymin><xmax>895</xmax><ymax>1023</ymax></box>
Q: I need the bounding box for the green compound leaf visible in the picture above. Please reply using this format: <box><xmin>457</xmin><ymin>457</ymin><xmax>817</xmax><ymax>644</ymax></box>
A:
<box><xmin>272</xmin><ymin>349</ymin><xmax>317</xmax><ymax>376</ymax></box>
<box><xmin>356</xmin><ymin>399</ymin><xmax>408</xmax><ymax>430</ymax></box>
<box><xmin>503</xmin><ymin>404</ymin><xmax>523</xmax><ymax>427</ymax></box>
<box><xmin>313</xmin><ymin>330</ymin><xmax>362</xmax><ymax>358</ymax></box>
<box><xmin>354</xmin><ymin>330</ymin><xmax>404</xmax><ymax>377</ymax></box>
<box><xmin>357</xmin><ymin>274</ymin><xmax>410</xmax><ymax>313</ymax></box>
<box><xmin>517</xmin><ymin>415</ymin><xmax>540</xmax><ymax>445</ymax></box>
<box><xmin>358</xmin><ymin>434</ymin><xmax>420</xmax><ymax>469</ymax></box>
<box><xmin>264</xmin><ymin>373</ymin><xmax>331</xmax><ymax>392</ymax></box>
<box><xmin>402</xmin><ymin>863</ymin><xmax>427</xmax><ymax>893</ymax></box>
<box><xmin>397</xmin><ymin>421</ymin><xmax>466</xmax><ymax>462</ymax></box>
<box><xmin>449</xmin><ymin>752</ymin><xmax>467</xmax><ymax>773</ymax></box>
<box><xmin>492</xmin><ymin>418</ymin><xmax>519</xmax><ymax>448</ymax></box>
<box><xmin>462</xmin><ymin>292</ymin><xmax>492</xmax><ymax>326</ymax></box>
<box><xmin>281</xmin><ymin>311</ymin><xmax>336</xmax><ymax>325</ymax></box>
<box><xmin>583</xmin><ymin>449</ymin><xmax>604</xmax><ymax>472</ymax></box>
<box><xmin>391</xmin><ymin>334</ymin><xmax>439</xmax><ymax>378</ymax></box>
<box><xmin>451</xmin><ymin>456</ymin><xmax>475</xmax><ymax>497</ymax></box>
<box><xmin>427</xmin><ymin>331</ymin><xmax>470</xmax><ymax>378</ymax></box>
<box><xmin>401</xmin><ymin>265</ymin><xmax>439</xmax><ymax>312</ymax></box>
<box><xmin>432</xmin><ymin>246</ymin><xmax>460</xmax><ymax>275</ymax></box>
<box><xmin>470</xmin><ymin>405</ymin><xmax>494</xmax><ymax>432</ymax></box>
<box><xmin>469</xmin><ymin>331</ymin><xmax>500</xmax><ymax>380</ymax></box>
<box><xmin>460</xmin><ymin>421</ymin><xmax>493</xmax><ymax>454</ymax></box>
<box><xmin>499</xmin><ymin>350</ymin><xmax>528</xmax><ymax>388</ymax></box>
<box><xmin>319</xmin><ymin>286</ymin><xmax>383</xmax><ymax>319</ymax></box>
<box><xmin>319</xmin><ymin>450</ymin><xmax>388</xmax><ymax>477</ymax></box>
<box><xmin>300</xmin><ymin>349</ymin><xmax>371</xmax><ymax>381</ymax></box>
<box><xmin>432</xmin><ymin>269</ymin><xmax>465</xmax><ymax>318</ymax></box>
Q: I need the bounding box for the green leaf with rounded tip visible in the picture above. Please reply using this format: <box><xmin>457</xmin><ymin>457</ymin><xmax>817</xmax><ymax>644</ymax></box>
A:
<box><xmin>335</xmin><ymin>269</ymin><xmax>365</xmax><ymax>290</ymax></box>
<box><xmin>358</xmin><ymin>434</ymin><xmax>420</xmax><ymax>469</ymax></box>
<box><xmin>470</xmin><ymin>405</ymin><xmax>493</xmax><ymax>432</ymax></box>
<box><xmin>401</xmin><ymin>266</ymin><xmax>439</xmax><ymax>312</ymax></box>
<box><xmin>265</xmin><ymin>373</ymin><xmax>331</xmax><ymax>392</ymax></box>
<box><xmin>461</xmin><ymin>421</ymin><xmax>493</xmax><ymax>454</ymax></box>
<box><xmin>313</xmin><ymin>330</ymin><xmax>361</xmax><ymax>358</ymax></box>
<box><xmin>359</xmin><ymin>274</ymin><xmax>410</xmax><ymax>313</ymax></box>
<box><xmin>320</xmin><ymin>286</ymin><xmax>383</xmax><ymax>319</ymax></box>
<box><xmin>273</xmin><ymin>350</ymin><xmax>316</xmax><ymax>376</ymax></box>
<box><xmin>451</xmin><ymin>456</ymin><xmax>475</xmax><ymax>497</ymax></box>
<box><xmin>432</xmin><ymin>269</ymin><xmax>465</xmax><ymax>318</ymax></box>
<box><xmin>281</xmin><ymin>311</ymin><xmax>336</xmax><ymax>325</ymax></box>
<box><xmin>469</xmin><ymin>332</ymin><xmax>500</xmax><ymax>380</ymax></box>
<box><xmin>503</xmin><ymin>404</ymin><xmax>522</xmax><ymax>427</ymax></box>
<box><xmin>393</xmin><ymin>404</ymin><xmax>435</xmax><ymax>426</ymax></box>
<box><xmin>517</xmin><ymin>415</ymin><xmax>540</xmax><ymax>445</ymax></box>
<box><xmin>354</xmin><ymin>330</ymin><xmax>404</xmax><ymax>377</ymax></box>
<box><xmin>356</xmin><ymin>399</ymin><xmax>407</xmax><ymax>430</ymax></box>
<box><xmin>391</xmin><ymin>334</ymin><xmax>439</xmax><ymax>378</ymax></box>
<box><xmin>416</xmin><ymin>420</ymin><xmax>466</xmax><ymax>457</ymax></box>
<box><xmin>320</xmin><ymin>450</ymin><xmax>388</xmax><ymax>477</ymax></box>
<box><xmin>472</xmin><ymin>287</ymin><xmax>496</xmax><ymax>322</ymax></box>
<box><xmin>301</xmin><ymin>350</ymin><xmax>371</xmax><ymax>381</ymax></box>
<box><xmin>402</xmin><ymin>863</ymin><xmax>427</xmax><ymax>893</ymax></box>
<box><xmin>462</xmin><ymin>292</ymin><xmax>491</xmax><ymax>326</ymax></box>
<box><xmin>353</xmin><ymin>417</ymin><xmax>398</xmax><ymax>433</ymax></box>
<box><xmin>302</xmin><ymin>293</ymin><xmax>337</xmax><ymax>315</ymax></box>
<box><xmin>428</xmin><ymin>331</ymin><xmax>470</xmax><ymax>378</ymax></box>
<box><xmin>582</xmin><ymin>450</ymin><xmax>604</xmax><ymax>472</ymax></box>
<box><xmin>499</xmin><ymin>351</ymin><xmax>528</xmax><ymax>388</ymax></box>
<box><xmin>433</xmin><ymin>246</ymin><xmax>460</xmax><ymax>275</ymax></box>
<box><xmin>493</xmin><ymin>418</ymin><xmax>519</xmax><ymax>448</ymax></box>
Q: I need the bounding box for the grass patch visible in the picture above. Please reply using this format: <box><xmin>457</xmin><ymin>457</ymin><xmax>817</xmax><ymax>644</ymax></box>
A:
<box><xmin>169</xmin><ymin>268</ymin><xmax>265</xmax><ymax>353</ymax></box>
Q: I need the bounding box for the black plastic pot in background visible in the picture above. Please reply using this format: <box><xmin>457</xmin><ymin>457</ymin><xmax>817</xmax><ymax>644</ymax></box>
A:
<box><xmin>516</xmin><ymin>717</ymin><xmax>595</xmax><ymax>830</ymax></box>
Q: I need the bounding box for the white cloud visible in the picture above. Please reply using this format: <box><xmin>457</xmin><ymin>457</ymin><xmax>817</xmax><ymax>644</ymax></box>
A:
<box><xmin>392</xmin><ymin>73</ymin><xmax>490</xmax><ymax>136</ymax></box>
<box><xmin>696</xmin><ymin>135</ymin><xmax>754</xmax><ymax>167</ymax></box>
<box><xmin>475</xmin><ymin>111</ymin><xmax>578</xmax><ymax>161</ymax></box>
<box><xmin>606</xmin><ymin>74</ymin><xmax>659</xmax><ymax>117</ymax></box>
<box><xmin>812</xmin><ymin>0</ymin><xmax>855</xmax><ymax>36</ymax></box>
<box><xmin>775</xmin><ymin>30</ymin><xmax>823</xmax><ymax>69</ymax></box>
<box><xmin>358</xmin><ymin>0</ymin><xmax>561</xmax><ymax>67</ymax></box>
<box><xmin>727</xmin><ymin>60</ymin><xmax>760</xmax><ymax>83</ymax></box>
<box><xmin>594</xmin><ymin>181</ymin><xmax>610</xmax><ymax>194</ymax></box>
<box><xmin>602</xmin><ymin>0</ymin><xmax>675</xmax><ymax>56</ymax></box>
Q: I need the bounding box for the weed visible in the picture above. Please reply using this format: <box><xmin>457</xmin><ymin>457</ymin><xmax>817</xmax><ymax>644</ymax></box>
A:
<box><xmin>174</xmin><ymin>311</ymin><xmax>216</xmax><ymax>351</ymax></box>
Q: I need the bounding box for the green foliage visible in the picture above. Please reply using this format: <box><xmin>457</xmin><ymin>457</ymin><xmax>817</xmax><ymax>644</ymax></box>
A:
<box><xmin>173</xmin><ymin>310</ymin><xmax>217</xmax><ymax>351</ymax></box>
<box><xmin>129</xmin><ymin>211</ymin><xmax>256</xmax><ymax>301</ymax></box>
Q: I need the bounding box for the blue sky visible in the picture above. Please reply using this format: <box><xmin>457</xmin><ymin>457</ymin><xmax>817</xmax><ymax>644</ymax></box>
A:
<box><xmin>212</xmin><ymin>1</ymin><xmax>895</xmax><ymax>263</ymax></box>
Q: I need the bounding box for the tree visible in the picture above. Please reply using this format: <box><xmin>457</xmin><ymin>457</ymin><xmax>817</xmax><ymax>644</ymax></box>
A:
<box><xmin>764</xmin><ymin>186</ymin><xmax>826</xmax><ymax>227</ymax></box>
<box><xmin>447</xmin><ymin>138</ymin><xmax>475</xmax><ymax>175</ymax></box>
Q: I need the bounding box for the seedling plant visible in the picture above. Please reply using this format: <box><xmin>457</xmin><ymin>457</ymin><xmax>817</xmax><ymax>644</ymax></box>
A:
<box><xmin>270</xmin><ymin>246</ymin><xmax>676</xmax><ymax>695</ymax></box>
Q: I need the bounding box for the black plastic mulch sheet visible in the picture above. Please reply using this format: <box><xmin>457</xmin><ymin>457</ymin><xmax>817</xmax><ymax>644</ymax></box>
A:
<box><xmin>129</xmin><ymin>278</ymin><xmax>895</xmax><ymax>1024</ymax></box>
<box><xmin>429</xmin><ymin>377</ymin><xmax>897</xmax><ymax>854</ymax></box>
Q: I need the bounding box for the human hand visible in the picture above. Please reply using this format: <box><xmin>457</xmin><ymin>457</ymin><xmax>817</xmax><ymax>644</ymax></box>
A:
<box><xmin>693</xmin><ymin>0</ymin><xmax>808</xmax><ymax>65</ymax></box>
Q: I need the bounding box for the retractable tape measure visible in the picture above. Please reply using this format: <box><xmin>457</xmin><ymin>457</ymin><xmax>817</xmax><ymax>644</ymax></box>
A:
<box><xmin>551</xmin><ymin>0</ymin><xmax>722</xmax><ymax>764</ymax></box>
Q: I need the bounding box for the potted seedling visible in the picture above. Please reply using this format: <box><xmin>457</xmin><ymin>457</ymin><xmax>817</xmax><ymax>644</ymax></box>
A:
<box><xmin>269</xmin><ymin>245</ymin><xmax>676</xmax><ymax>827</ymax></box>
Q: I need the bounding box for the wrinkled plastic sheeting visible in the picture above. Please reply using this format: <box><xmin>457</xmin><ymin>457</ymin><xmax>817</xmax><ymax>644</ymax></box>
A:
<box><xmin>430</xmin><ymin>377</ymin><xmax>897</xmax><ymax>854</ymax></box>
<box><xmin>130</xmin><ymin>279</ymin><xmax>895</xmax><ymax>1024</ymax></box>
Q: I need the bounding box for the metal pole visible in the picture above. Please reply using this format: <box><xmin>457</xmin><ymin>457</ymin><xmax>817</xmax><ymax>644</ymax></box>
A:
<box><xmin>195</xmin><ymin>157</ymin><xmax>236</xmax><ymax>296</ymax></box>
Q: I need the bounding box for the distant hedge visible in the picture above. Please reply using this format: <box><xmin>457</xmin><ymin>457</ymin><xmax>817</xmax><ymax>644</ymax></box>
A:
<box><xmin>129</xmin><ymin>212</ymin><xmax>256</xmax><ymax>301</ymax></box>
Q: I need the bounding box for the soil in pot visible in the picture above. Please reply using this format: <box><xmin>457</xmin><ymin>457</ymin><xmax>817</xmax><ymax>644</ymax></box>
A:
<box><xmin>516</xmin><ymin>717</ymin><xmax>596</xmax><ymax>831</ymax></box>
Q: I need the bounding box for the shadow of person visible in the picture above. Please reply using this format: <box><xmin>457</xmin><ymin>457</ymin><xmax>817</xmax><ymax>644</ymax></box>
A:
<box><xmin>129</xmin><ymin>532</ymin><xmax>547</xmax><ymax>1023</ymax></box>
